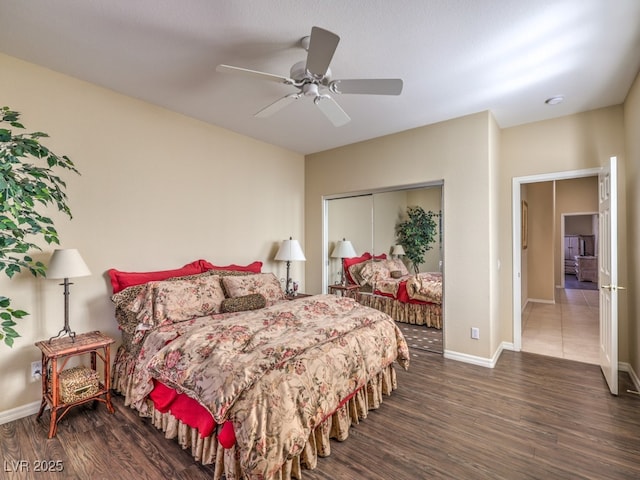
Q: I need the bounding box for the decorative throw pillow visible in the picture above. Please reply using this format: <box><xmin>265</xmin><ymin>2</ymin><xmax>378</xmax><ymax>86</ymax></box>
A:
<box><xmin>221</xmin><ymin>273</ymin><xmax>286</xmax><ymax>306</ymax></box>
<box><xmin>129</xmin><ymin>275</ymin><xmax>226</xmax><ymax>328</ymax></box>
<box><xmin>385</xmin><ymin>258</ymin><xmax>409</xmax><ymax>276</ymax></box>
<box><xmin>390</xmin><ymin>270</ymin><xmax>403</xmax><ymax>279</ymax></box>
<box><xmin>221</xmin><ymin>293</ymin><xmax>266</xmax><ymax>313</ymax></box>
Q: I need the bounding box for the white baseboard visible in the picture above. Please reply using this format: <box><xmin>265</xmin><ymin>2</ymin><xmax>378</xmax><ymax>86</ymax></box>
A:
<box><xmin>620</xmin><ymin>362</ymin><xmax>640</xmax><ymax>393</ymax></box>
<box><xmin>527</xmin><ymin>298</ymin><xmax>556</xmax><ymax>305</ymax></box>
<box><xmin>444</xmin><ymin>349</ymin><xmax>493</xmax><ymax>367</ymax></box>
<box><xmin>444</xmin><ymin>342</ymin><xmax>514</xmax><ymax>368</ymax></box>
<box><xmin>0</xmin><ymin>400</ymin><xmax>41</xmax><ymax>425</ymax></box>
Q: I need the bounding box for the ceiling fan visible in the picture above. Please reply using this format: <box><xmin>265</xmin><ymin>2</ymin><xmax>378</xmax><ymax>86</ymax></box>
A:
<box><xmin>216</xmin><ymin>26</ymin><xmax>403</xmax><ymax>127</ymax></box>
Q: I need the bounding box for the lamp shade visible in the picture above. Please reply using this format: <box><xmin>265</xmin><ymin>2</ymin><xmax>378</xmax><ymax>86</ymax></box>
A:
<box><xmin>46</xmin><ymin>249</ymin><xmax>91</xmax><ymax>279</ymax></box>
<box><xmin>331</xmin><ymin>239</ymin><xmax>357</xmax><ymax>258</ymax></box>
<box><xmin>391</xmin><ymin>245</ymin><xmax>406</xmax><ymax>256</ymax></box>
<box><xmin>275</xmin><ymin>238</ymin><xmax>306</xmax><ymax>262</ymax></box>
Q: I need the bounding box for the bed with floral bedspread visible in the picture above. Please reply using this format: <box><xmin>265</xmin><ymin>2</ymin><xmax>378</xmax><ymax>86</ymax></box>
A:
<box><xmin>110</xmin><ymin>266</ymin><xmax>409</xmax><ymax>480</ymax></box>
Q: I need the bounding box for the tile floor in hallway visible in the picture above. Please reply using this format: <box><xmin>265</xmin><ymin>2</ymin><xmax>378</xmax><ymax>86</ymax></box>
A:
<box><xmin>522</xmin><ymin>287</ymin><xmax>599</xmax><ymax>365</ymax></box>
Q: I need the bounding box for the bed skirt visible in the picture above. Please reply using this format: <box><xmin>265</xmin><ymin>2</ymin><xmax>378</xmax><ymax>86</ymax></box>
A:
<box><xmin>112</xmin><ymin>346</ymin><xmax>398</xmax><ymax>480</ymax></box>
<box><xmin>356</xmin><ymin>292</ymin><xmax>442</xmax><ymax>329</ymax></box>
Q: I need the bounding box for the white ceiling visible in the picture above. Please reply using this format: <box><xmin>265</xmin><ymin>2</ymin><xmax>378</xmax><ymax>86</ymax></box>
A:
<box><xmin>1</xmin><ymin>0</ymin><xmax>639</xmax><ymax>155</ymax></box>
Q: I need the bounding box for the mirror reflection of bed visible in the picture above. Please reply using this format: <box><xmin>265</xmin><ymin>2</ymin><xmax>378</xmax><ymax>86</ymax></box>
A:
<box><xmin>325</xmin><ymin>182</ymin><xmax>444</xmax><ymax>354</ymax></box>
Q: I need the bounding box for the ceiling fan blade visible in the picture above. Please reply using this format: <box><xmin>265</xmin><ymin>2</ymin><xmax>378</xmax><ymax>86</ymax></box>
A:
<box><xmin>216</xmin><ymin>64</ymin><xmax>294</xmax><ymax>85</ymax></box>
<box><xmin>254</xmin><ymin>93</ymin><xmax>301</xmax><ymax>118</ymax></box>
<box><xmin>305</xmin><ymin>27</ymin><xmax>340</xmax><ymax>78</ymax></box>
<box><xmin>314</xmin><ymin>95</ymin><xmax>350</xmax><ymax>127</ymax></box>
<box><xmin>329</xmin><ymin>78</ymin><xmax>404</xmax><ymax>95</ymax></box>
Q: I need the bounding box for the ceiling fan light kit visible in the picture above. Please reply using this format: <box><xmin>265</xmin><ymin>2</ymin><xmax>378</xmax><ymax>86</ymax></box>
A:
<box><xmin>216</xmin><ymin>26</ymin><xmax>403</xmax><ymax>127</ymax></box>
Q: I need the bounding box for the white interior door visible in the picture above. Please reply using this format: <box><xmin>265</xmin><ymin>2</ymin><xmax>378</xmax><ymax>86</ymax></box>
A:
<box><xmin>598</xmin><ymin>156</ymin><xmax>618</xmax><ymax>395</ymax></box>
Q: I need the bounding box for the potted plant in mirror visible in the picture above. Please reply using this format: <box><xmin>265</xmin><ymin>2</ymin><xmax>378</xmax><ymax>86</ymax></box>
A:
<box><xmin>0</xmin><ymin>107</ymin><xmax>80</xmax><ymax>347</ymax></box>
<box><xmin>395</xmin><ymin>206</ymin><xmax>438</xmax><ymax>274</ymax></box>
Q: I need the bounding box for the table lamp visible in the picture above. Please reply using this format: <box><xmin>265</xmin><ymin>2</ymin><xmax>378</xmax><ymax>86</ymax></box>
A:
<box><xmin>331</xmin><ymin>238</ymin><xmax>357</xmax><ymax>285</ymax></box>
<box><xmin>46</xmin><ymin>248</ymin><xmax>91</xmax><ymax>342</ymax></box>
<box><xmin>275</xmin><ymin>237</ymin><xmax>306</xmax><ymax>295</ymax></box>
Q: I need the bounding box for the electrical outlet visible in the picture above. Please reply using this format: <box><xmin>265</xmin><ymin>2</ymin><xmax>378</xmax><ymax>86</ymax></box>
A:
<box><xmin>471</xmin><ymin>327</ymin><xmax>480</xmax><ymax>340</ymax></box>
<box><xmin>31</xmin><ymin>360</ymin><xmax>42</xmax><ymax>380</ymax></box>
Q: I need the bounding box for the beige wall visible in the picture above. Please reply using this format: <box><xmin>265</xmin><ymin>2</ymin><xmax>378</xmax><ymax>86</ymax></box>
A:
<box><xmin>0</xmin><ymin>54</ymin><xmax>304</xmax><ymax>414</ymax></box>
<box><xmin>488</xmin><ymin>114</ymin><xmax>501</xmax><ymax>355</ymax></box>
<box><xmin>565</xmin><ymin>214</ymin><xmax>597</xmax><ymax>237</ymax></box>
<box><xmin>526</xmin><ymin>182</ymin><xmax>555</xmax><ymax>302</ymax></box>
<box><xmin>624</xmin><ymin>71</ymin><xmax>640</xmax><ymax>378</ymax></box>
<box><xmin>374</xmin><ymin>190</ymin><xmax>408</xmax><ymax>259</ymax></box>
<box><xmin>306</xmin><ymin>112</ymin><xmax>497</xmax><ymax>361</ymax></box>
<box><xmin>327</xmin><ymin>196</ymin><xmax>373</xmax><ymax>284</ymax></box>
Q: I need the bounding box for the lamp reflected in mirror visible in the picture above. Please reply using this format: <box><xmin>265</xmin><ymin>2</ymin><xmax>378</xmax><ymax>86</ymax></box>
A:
<box><xmin>391</xmin><ymin>244</ymin><xmax>405</xmax><ymax>258</ymax></box>
<box><xmin>331</xmin><ymin>238</ymin><xmax>357</xmax><ymax>286</ymax></box>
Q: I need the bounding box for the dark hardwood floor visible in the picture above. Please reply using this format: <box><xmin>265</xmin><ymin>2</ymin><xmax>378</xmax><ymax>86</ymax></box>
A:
<box><xmin>2</xmin><ymin>349</ymin><xmax>640</xmax><ymax>480</ymax></box>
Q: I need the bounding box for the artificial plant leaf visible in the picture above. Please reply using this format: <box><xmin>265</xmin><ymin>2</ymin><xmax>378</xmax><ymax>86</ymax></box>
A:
<box><xmin>0</xmin><ymin>107</ymin><xmax>80</xmax><ymax>347</ymax></box>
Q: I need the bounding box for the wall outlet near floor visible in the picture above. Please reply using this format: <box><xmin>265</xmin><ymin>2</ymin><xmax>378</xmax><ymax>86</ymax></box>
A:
<box><xmin>31</xmin><ymin>360</ymin><xmax>42</xmax><ymax>380</ymax></box>
<box><xmin>471</xmin><ymin>327</ymin><xmax>480</xmax><ymax>340</ymax></box>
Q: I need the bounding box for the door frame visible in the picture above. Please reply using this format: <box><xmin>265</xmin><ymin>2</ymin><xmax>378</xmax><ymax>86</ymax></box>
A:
<box><xmin>512</xmin><ymin>167</ymin><xmax>600</xmax><ymax>351</ymax></box>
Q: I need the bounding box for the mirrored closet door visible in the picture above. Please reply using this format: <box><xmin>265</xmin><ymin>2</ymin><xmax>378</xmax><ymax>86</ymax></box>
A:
<box><xmin>325</xmin><ymin>182</ymin><xmax>444</xmax><ymax>291</ymax></box>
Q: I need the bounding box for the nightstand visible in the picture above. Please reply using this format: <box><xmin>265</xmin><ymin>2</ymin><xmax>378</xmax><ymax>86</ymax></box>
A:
<box><xmin>328</xmin><ymin>284</ymin><xmax>360</xmax><ymax>299</ymax></box>
<box><xmin>35</xmin><ymin>330</ymin><xmax>115</xmax><ymax>438</ymax></box>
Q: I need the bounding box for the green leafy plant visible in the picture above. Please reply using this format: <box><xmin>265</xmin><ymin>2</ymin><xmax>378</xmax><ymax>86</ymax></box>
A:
<box><xmin>395</xmin><ymin>206</ymin><xmax>438</xmax><ymax>274</ymax></box>
<box><xmin>0</xmin><ymin>106</ymin><xmax>79</xmax><ymax>347</ymax></box>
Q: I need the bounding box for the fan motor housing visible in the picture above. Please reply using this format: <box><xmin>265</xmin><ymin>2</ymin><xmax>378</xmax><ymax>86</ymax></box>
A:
<box><xmin>290</xmin><ymin>60</ymin><xmax>330</xmax><ymax>84</ymax></box>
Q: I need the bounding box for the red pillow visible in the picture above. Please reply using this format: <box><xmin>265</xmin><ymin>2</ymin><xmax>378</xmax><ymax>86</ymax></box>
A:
<box><xmin>108</xmin><ymin>260</ymin><xmax>204</xmax><ymax>294</ymax></box>
<box><xmin>198</xmin><ymin>260</ymin><xmax>263</xmax><ymax>273</ymax></box>
<box><xmin>342</xmin><ymin>253</ymin><xmax>387</xmax><ymax>285</ymax></box>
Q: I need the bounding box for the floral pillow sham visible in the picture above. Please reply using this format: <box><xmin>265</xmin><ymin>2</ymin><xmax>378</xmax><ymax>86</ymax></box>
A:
<box><xmin>358</xmin><ymin>261</ymin><xmax>391</xmax><ymax>285</ymax></box>
<box><xmin>129</xmin><ymin>275</ymin><xmax>226</xmax><ymax>330</ymax></box>
<box><xmin>351</xmin><ymin>258</ymin><xmax>410</xmax><ymax>286</ymax></box>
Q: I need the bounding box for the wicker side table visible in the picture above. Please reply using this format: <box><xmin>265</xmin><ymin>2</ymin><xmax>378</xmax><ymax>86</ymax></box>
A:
<box><xmin>328</xmin><ymin>284</ymin><xmax>360</xmax><ymax>299</ymax></box>
<box><xmin>35</xmin><ymin>330</ymin><xmax>115</xmax><ymax>438</ymax></box>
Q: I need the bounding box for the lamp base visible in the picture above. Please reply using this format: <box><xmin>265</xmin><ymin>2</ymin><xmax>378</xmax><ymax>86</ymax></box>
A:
<box><xmin>49</xmin><ymin>327</ymin><xmax>76</xmax><ymax>343</ymax></box>
<box><xmin>49</xmin><ymin>278</ymin><xmax>76</xmax><ymax>343</ymax></box>
<box><xmin>284</xmin><ymin>260</ymin><xmax>293</xmax><ymax>296</ymax></box>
